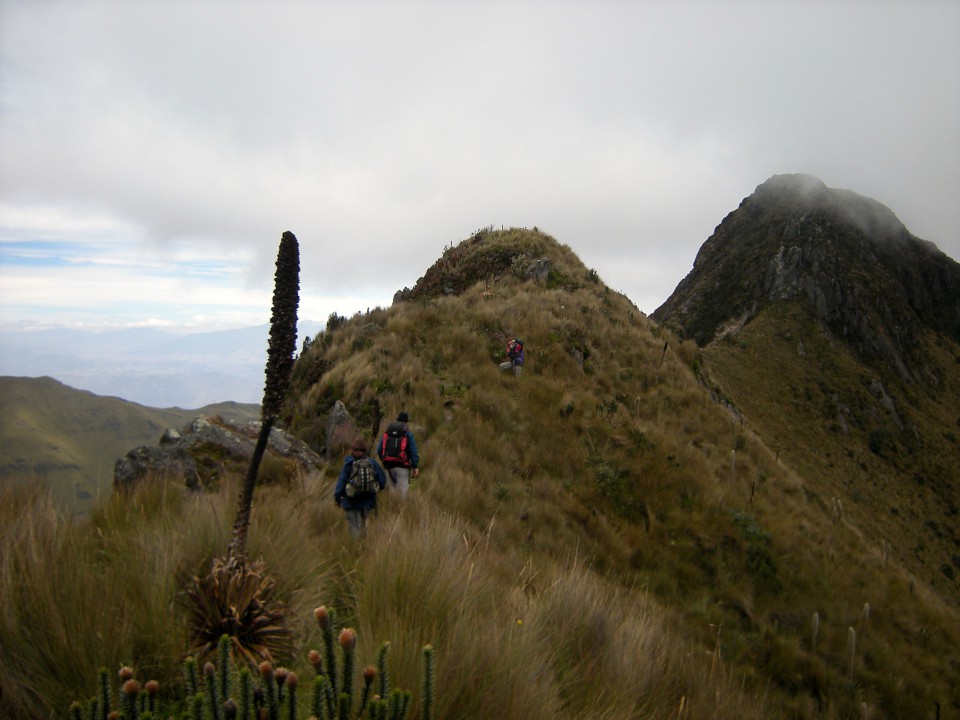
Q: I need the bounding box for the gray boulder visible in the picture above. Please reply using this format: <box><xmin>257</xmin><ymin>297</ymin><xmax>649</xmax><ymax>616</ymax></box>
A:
<box><xmin>325</xmin><ymin>400</ymin><xmax>362</xmax><ymax>461</ymax></box>
<box><xmin>113</xmin><ymin>415</ymin><xmax>324</xmax><ymax>492</ymax></box>
<box><xmin>526</xmin><ymin>257</ymin><xmax>551</xmax><ymax>283</ymax></box>
<box><xmin>114</xmin><ymin>444</ymin><xmax>201</xmax><ymax>490</ymax></box>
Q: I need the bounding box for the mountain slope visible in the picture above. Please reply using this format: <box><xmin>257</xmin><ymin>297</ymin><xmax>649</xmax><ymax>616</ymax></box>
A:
<box><xmin>653</xmin><ymin>173</ymin><xmax>960</xmax><ymax>606</ymax></box>
<box><xmin>0</xmin><ymin>375</ymin><xmax>260</xmax><ymax>512</ymax></box>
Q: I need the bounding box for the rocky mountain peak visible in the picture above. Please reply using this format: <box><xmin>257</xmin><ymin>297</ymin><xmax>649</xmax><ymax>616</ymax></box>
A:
<box><xmin>653</xmin><ymin>174</ymin><xmax>960</xmax><ymax>381</ymax></box>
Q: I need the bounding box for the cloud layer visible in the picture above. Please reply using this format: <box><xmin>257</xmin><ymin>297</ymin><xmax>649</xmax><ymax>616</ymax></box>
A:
<box><xmin>2</xmin><ymin>1</ymin><xmax>958</xmax><ymax>332</ymax></box>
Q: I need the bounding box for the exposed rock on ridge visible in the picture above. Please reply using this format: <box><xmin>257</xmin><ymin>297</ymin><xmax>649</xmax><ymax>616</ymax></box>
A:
<box><xmin>653</xmin><ymin>173</ymin><xmax>960</xmax><ymax>380</ymax></box>
<box><xmin>114</xmin><ymin>416</ymin><xmax>322</xmax><ymax>491</ymax></box>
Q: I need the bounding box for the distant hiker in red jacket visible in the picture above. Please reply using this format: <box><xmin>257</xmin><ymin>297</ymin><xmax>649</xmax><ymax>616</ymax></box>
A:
<box><xmin>377</xmin><ymin>412</ymin><xmax>420</xmax><ymax>501</ymax></box>
<box><xmin>499</xmin><ymin>338</ymin><xmax>525</xmax><ymax>377</ymax></box>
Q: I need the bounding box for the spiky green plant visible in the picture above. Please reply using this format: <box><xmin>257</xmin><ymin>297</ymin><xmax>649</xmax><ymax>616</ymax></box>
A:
<box><xmin>377</xmin><ymin>641</ymin><xmax>391</xmax><ymax>700</ymax></box>
<box><xmin>421</xmin><ymin>645</ymin><xmax>435</xmax><ymax>720</ymax></box>
<box><xmin>186</xmin><ymin>557</ymin><xmax>293</xmax><ymax>666</ymax></box>
<box><xmin>316</xmin><ymin>605</ymin><xmax>339</xmax><ymax>699</ymax></box>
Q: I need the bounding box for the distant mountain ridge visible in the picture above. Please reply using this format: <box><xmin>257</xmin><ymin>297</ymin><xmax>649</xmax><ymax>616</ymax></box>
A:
<box><xmin>653</xmin><ymin>173</ymin><xmax>960</xmax><ymax>380</ymax></box>
<box><xmin>0</xmin><ymin>324</ymin><xmax>277</xmax><ymax>407</ymax></box>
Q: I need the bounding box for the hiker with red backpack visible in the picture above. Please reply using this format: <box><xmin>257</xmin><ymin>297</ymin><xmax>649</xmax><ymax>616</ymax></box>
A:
<box><xmin>377</xmin><ymin>412</ymin><xmax>420</xmax><ymax>501</ymax></box>
<box><xmin>499</xmin><ymin>338</ymin><xmax>525</xmax><ymax>376</ymax></box>
<box><xmin>334</xmin><ymin>437</ymin><xmax>387</xmax><ymax>539</ymax></box>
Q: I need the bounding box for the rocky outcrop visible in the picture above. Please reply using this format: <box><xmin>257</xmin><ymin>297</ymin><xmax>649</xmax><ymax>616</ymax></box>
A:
<box><xmin>114</xmin><ymin>416</ymin><xmax>323</xmax><ymax>492</ymax></box>
<box><xmin>324</xmin><ymin>400</ymin><xmax>362</xmax><ymax>461</ymax></box>
<box><xmin>653</xmin><ymin>174</ymin><xmax>960</xmax><ymax>381</ymax></box>
<box><xmin>114</xmin><ymin>443</ymin><xmax>201</xmax><ymax>490</ymax></box>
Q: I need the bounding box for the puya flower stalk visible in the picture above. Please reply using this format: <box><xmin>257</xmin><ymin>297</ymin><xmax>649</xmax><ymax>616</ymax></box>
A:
<box><xmin>229</xmin><ymin>230</ymin><xmax>300</xmax><ymax>561</ymax></box>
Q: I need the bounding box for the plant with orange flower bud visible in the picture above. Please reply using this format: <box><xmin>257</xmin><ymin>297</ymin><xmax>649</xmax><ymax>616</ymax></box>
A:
<box><xmin>338</xmin><ymin>627</ymin><xmax>357</xmax><ymax>652</ymax></box>
<box><xmin>141</xmin><ymin>678</ymin><xmax>159</xmax><ymax>715</ymax></box>
<box><xmin>121</xmin><ymin>679</ymin><xmax>140</xmax><ymax>720</ymax></box>
<box><xmin>258</xmin><ymin>661</ymin><xmax>278</xmax><ymax>718</ymax></box>
<box><xmin>275</xmin><ymin>665</ymin><xmax>289</xmax><ymax>700</ymax></box>
<box><xmin>319</xmin><ymin>605</ymin><xmax>339</xmax><ymax>700</ymax></box>
<box><xmin>314</xmin><ymin>605</ymin><xmax>330</xmax><ymax>631</ymax></box>
<box><xmin>356</xmin><ymin>665</ymin><xmax>378</xmax><ymax>716</ymax></box>
<box><xmin>202</xmin><ymin>660</ymin><xmax>222</xmax><ymax>720</ymax></box>
<box><xmin>284</xmin><ymin>671</ymin><xmax>299</xmax><ymax>719</ymax></box>
<box><xmin>223</xmin><ymin>697</ymin><xmax>238</xmax><ymax>720</ymax></box>
<box><xmin>70</xmin><ymin>601</ymin><xmax>436</xmax><ymax>720</ymax></box>
<box><xmin>339</xmin><ymin>627</ymin><xmax>358</xmax><ymax>710</ymax></box>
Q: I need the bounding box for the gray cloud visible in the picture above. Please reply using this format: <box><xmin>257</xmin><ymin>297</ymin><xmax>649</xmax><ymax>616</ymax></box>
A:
<box><xmin>1</xmin><ymin>0</ymin><xmax>957</xmax><ymax>329</ymax></box>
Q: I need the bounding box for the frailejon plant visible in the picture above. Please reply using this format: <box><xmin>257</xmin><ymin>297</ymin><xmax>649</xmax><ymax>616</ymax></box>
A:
<box><xmin>187</xmin><ymin>231</ymin><xmax>301</xmax><ymax>667</ymax></box>
<box><xmin>69</xmin><ymin>606</ymin><xmax>435</xmax><ymax>720</ymax></box>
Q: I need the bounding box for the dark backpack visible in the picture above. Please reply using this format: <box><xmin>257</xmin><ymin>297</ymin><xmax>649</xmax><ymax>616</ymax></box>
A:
<box><xmin>346</xmin><ymin>457</ymin><xmax>377</xmax><ymax>497</ymax></box>
<box><xmin>380</xmin><ymin>422</ymin><xmax>410</xmax><ymax>466</ymax></box>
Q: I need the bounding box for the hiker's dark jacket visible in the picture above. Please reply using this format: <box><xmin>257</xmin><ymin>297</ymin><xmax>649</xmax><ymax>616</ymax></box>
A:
<box><xmin>334</xmin><ymin>454</ymin><xmax>387</xmax><ymax>511</ymax></box>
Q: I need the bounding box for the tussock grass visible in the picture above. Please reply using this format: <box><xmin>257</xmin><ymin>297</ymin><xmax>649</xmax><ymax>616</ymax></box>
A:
<box><xmin>0</xmin><ymin>481</ymin><xmax>202</xmax><ymax>716</ymax></box>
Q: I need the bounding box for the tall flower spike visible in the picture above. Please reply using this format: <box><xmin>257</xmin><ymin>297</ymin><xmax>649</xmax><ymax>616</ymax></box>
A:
<box><xmin>229</xmin><ymin>231</ymin><xmax>300</xmax><ymax>560</ymax></box>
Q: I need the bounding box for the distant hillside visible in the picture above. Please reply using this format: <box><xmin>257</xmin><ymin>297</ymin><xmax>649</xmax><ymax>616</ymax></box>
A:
<box><xmin>0</xmin><ymin>376</ymin><xmax>260</xmax><ymax>513</ymax></box>
<box><xmin>654</xmin><ymin>174</ymin><xmax>960</xmax><ymax>606</ymax></box>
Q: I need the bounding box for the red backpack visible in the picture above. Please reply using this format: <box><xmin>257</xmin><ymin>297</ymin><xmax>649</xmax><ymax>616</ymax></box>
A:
<box><xmin>380</xmin><ymin>422</ymin><xmax>410</xmax><ymax>466</ymax></box>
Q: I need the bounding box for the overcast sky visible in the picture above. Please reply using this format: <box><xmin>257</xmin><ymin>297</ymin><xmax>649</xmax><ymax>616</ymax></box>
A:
<box><xmin>1</xmin><ymin>0</ymin><xmax>958</xmax><ymax>335</ymax></box>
